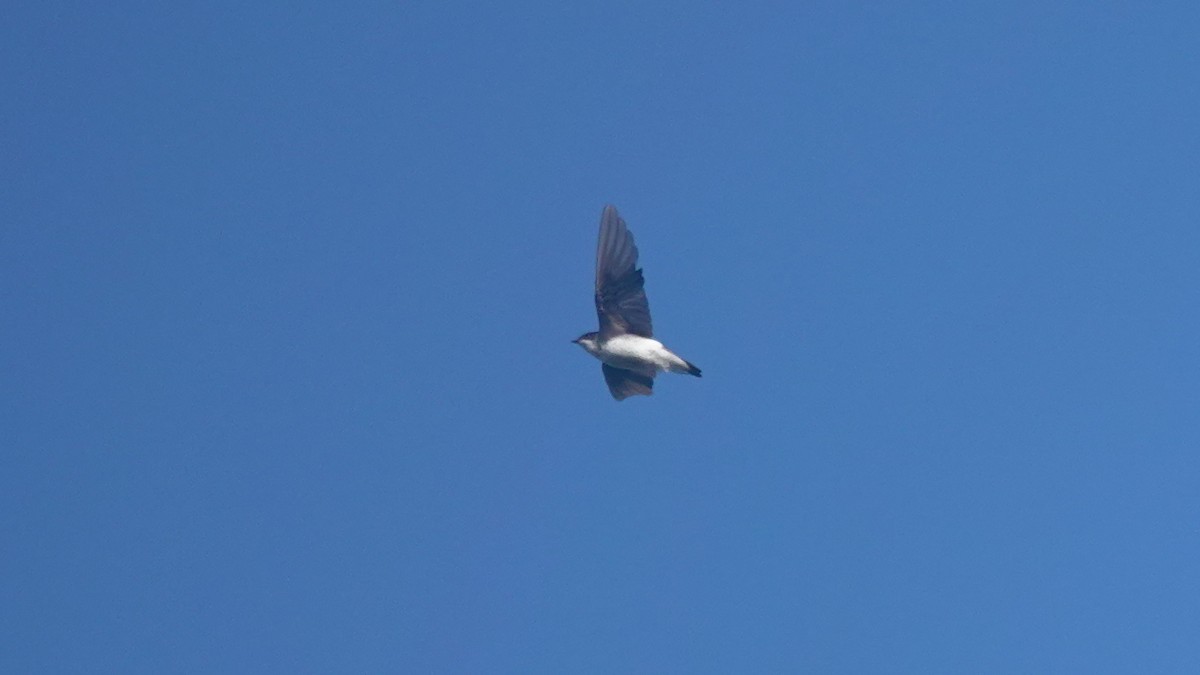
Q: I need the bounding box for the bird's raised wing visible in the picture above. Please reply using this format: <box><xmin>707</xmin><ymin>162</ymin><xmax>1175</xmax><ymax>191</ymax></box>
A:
<box><xmin>602</xmin><ymin>364</ymin><xmax>655</xmax><ymax>400</ymax></box>
<box><xmin>595</xmin><ymin>205</ymin><xmax>653</xmax><ymax>339</ymax></box>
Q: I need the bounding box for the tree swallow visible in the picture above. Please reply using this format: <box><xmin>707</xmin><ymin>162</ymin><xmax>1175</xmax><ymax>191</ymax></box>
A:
<box><xmin>573</xmin><ymin>205</ymin><xmax>701</xmax><ymax>400</ymax></box>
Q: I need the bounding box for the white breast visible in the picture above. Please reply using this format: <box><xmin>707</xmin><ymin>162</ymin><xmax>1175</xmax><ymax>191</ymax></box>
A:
<box><xmin>600</xmin><ymin>335</ymin><xmax>688</xmax><ymax>373</ymax></box>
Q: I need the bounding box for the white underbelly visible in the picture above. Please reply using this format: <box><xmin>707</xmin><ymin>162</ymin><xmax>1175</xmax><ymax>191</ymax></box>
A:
<box><xmin>600</xmin><ymin>335</ymin><xmax>685</xmax><ymax>373</ymax></box>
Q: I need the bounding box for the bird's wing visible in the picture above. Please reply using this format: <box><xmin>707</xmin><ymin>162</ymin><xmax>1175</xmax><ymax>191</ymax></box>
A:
<box><xmin>595</xmin><ymin>205</ymin><xmax>653</xmax><ymax>339</ymax></box>
<box><xmin>602</xmin><ymin>364</ymin><xmax>655</xmax><ymax>400</ymax></box>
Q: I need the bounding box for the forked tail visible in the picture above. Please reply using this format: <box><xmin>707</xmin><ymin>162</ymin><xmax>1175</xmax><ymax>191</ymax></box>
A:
<box><xmin>684</xmin><ymin>360</ymin><xmax>702</xmax><ymax>377</ymax></box>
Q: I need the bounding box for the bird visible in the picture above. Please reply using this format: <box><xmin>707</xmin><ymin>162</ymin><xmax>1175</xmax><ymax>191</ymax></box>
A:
<box><xmin>573</xmin><ymin>205</ymin><xmax>701</xmax><ymax>400</ymax></box>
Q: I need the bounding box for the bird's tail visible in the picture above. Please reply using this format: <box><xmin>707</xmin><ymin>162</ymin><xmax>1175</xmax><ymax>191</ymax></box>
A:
<box><xmin>684</xmin><ymin>360</ymin><xmax>702</xmax><ymax>377</ymax></box>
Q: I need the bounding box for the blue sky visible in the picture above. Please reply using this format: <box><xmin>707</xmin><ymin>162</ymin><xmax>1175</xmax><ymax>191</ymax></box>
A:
<box><xmin>3</xmin><ymin>2</ymin><xmax>1199</xmax><ymax>672</ymax></box>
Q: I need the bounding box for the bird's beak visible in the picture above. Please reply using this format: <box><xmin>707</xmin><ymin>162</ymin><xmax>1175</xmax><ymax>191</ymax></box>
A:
<box><xmin>570</xmin><ymin>337</ymin><xmax>580</xmax><ymax>344</ymax></box>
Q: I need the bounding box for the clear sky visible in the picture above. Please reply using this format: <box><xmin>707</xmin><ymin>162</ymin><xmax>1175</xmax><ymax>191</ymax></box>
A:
<box><xmin>3</xmin><ymin>2</ymin><xmax>1198</xmax><ymax>672</ymax></box>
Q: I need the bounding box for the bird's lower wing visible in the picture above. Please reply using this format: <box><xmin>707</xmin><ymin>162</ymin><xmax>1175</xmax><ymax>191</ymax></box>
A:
<box><xmin>601</xmin><ymin>364</ymin><xmax>655</xmax><ymax>401</ymax></box>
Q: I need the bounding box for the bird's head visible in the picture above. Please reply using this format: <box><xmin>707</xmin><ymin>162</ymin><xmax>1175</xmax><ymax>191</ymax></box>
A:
<box><xmin>572</xmin><ymin>331</ymin><xmax>600</xmax><ymax>355</ymax></box>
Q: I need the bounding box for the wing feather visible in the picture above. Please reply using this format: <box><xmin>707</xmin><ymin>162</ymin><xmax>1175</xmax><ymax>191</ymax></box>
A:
<box><xmin>594</xmin><ymin>205</ymin><xmax>653</xmax><ymax>338</ymax></box>
<box><xmin>601</xmin><ymin>364</ymin><xmax>655</xmax><ymax>400</ymax></box>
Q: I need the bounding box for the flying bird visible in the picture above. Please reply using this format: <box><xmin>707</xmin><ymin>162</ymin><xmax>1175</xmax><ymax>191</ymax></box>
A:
<box><xmin>573</xmin><ymin>205</ymin><xmax>701</xmax><ymax>400</ymax></box>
